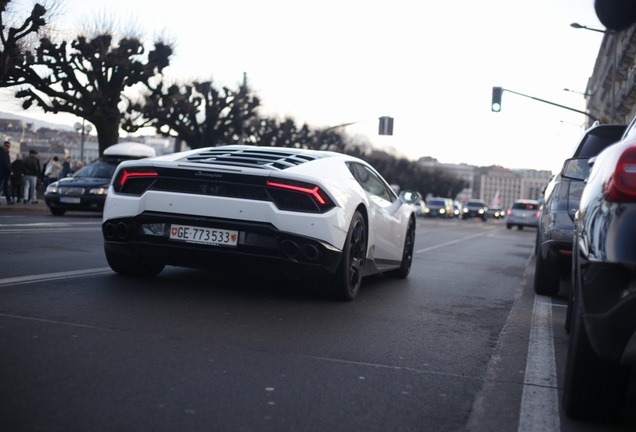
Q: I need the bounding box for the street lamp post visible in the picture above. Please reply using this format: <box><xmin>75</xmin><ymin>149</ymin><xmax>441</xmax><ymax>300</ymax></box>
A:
<box><xmin>73</xmin><ymin>120</ymin><xmax>92</xmax><ymax>163</ymax></box>
<box><xmin>571</xmin><ymin>22</ymin><xmax>617</xmax><ymax>122</ymax></box>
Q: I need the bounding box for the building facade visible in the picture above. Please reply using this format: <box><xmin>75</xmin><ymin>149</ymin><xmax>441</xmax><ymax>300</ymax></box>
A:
<box><xmin>586</xmin><ymin>25</ymin><xmax>636</xmax><ymax>126</ymax></box>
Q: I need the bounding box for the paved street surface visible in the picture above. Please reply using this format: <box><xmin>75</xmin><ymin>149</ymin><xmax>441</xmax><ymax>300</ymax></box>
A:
<box><xmin>0</xmin><ymin>211</ymin><xmax>634</xmax><ymax>431</ymax></box>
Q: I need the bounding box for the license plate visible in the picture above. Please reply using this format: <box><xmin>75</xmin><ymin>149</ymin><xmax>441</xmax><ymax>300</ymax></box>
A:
<box><xmin>169</xmin><ymin>224</ymin><xmax>238</xmax><ymax>247</ymax></box>
<box><xmin>60</xmin><ymin>197</ymin><xmax>81</xmax><ymax>204</ymax></box>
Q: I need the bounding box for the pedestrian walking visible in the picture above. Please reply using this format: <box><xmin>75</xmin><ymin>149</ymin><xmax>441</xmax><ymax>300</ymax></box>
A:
<box><xmin>60</xmin><ymin>155</ymin><xmax>72</xmax><ymax>179</ymax></box>
<box><xmin>10</xmin><ymin>152</ymin><xmax>23</xmax><ymax>202</ymax></box>
<box><xmin>22</xmin><ymin>149</ymin><xmax>41</xmax><ymax>204</ymax></box>
<box><xmin>45</xmin><ymin>156</ymin><xmax>62</xmax><ymax>183</ymax></box>
<box><xmin>0</xmin><ymin>140</ymin><xmax>13</xmax><ymax>204</ymax></box>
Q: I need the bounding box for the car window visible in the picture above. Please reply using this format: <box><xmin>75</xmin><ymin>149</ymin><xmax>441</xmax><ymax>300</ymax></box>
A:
<box><xmin>347</xmin><ymin>162</ymin><xmax>396</xmax><ymax>203</ymax></box>
<box><xmin>573</xmin><ymin>125</ymin><xmax>626</xmax><ymax>158</ymax></box>
<box><xmin>74</xmin><ymin>161</ymin><xmax>117</xmax><ymax>179</ymax></box>
<box><xmin>512</xmin><ymin>202</ymin><xmax>538</xmax><ymax>210</ymax></box>
<box><xmin>549</xmin><ymin>182</ymin><xmax>570</xmax><ymax>211</ymax></box>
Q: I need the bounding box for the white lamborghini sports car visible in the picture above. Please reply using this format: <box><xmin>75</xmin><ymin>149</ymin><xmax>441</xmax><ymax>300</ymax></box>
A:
<box><xmin>102</xmin><ymin>145</ymin><xmax>416</xmax><ymax>300</ymax></box>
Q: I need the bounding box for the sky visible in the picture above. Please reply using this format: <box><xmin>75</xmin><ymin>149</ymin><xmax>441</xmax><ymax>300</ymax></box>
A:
<box><xmin>2</xmin><ymin>0</ymin><xmax>607</xmax><ymax>173</ymax></box>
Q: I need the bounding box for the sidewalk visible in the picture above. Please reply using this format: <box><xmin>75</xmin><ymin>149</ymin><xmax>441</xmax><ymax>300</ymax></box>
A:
<box><xmin>0</xmin><ymin>199</ymin><xmax>50</xmax><ymax>213</ymax></box>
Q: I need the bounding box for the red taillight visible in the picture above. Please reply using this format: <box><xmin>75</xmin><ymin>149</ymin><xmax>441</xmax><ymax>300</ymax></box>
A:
<box><xmin>266</xmin><ymin>178</ymin><xmax>335</xmax><ymax>212</ymax></box>
<box><xmin>266</xmin><ymin>179</ymin><xmax>328</xmax><ymax>204</ymax></box>
<box><xmin>118</xmin><ymin>169</ymin><xmax>158</xmax><ymax>186</ymax></box>
<box><xmin>604</xmin><ymin>146</ymin><xmax>636</xmax><ymax>202</ymax></box>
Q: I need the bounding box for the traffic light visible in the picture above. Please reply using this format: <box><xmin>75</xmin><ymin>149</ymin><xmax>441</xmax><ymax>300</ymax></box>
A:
<box><xmin>378</xmin><ymin>116</ymin><xmax>394</xmax><ymax>135</ymax></box>
<box><xmin>491</xmin><ymin>87</ymin><xmax>503</xmax><ymax>112</ymax></box>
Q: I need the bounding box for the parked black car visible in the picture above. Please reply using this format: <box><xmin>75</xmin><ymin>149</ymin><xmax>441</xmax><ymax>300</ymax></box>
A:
<box><xmin>534</xmin><ymin>123</ymin><xmax>626</xmax><ymax>296</ymax></box>
<box><xmin>561</xmin><ymin>118</ymin><xmax>636</xmax><ymax>421</ymax></box>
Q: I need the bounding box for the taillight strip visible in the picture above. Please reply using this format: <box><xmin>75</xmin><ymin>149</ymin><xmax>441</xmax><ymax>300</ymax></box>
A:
<box><xmin>266</xmin><ymin>180</ymin><xmax>326</xmax><ymax>205</ymax></box>
<box><xmin>119</xmin><ymin>169</ymin><xmax>159</xmax><ymax>186</ymax></box>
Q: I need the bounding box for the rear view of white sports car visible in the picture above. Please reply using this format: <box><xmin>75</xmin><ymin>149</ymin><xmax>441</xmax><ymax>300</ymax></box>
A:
<box><xmin>102</xmin><ymin>145</ymin><xmax>416</xmax><ymax>300</ymax></box>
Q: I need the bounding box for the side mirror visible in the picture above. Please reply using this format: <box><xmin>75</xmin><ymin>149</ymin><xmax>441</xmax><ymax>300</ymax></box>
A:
<box><xmin>561</xmin><ymin>157</ymin><xmax>592</xmax><ymax>181</ymax></box>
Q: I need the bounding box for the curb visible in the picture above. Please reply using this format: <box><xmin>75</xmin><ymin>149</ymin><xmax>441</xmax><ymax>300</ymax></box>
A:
<box><xmin>0</xmin><ymin>201</ymin><xmax>50</xmax><ymax>213</ymax></box>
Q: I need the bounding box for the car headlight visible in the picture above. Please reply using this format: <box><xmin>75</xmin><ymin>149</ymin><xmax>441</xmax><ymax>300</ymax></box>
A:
<box><xmin>45</xmin><ymin>183</ymin><xmax>59</xmax><ymax>194</ymax></box>
<box><xmin>88</xmin><ymin>187</ymin><xmax>108</xmax><ymax>195</ymax></box>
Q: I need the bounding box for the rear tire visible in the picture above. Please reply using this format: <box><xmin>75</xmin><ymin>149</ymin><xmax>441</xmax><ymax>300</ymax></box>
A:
<box><xmin>324</xmin><ymin>211</ymin><xmax>366</xmax><ymax>301</ymax></box>
<box><xmin>533</xmin><ymin>248</ymin><xmax>560</xmax><ymax>296</ymax></box>
<box><xmin>386</xmin><ymin>217</ymin><xmax>415</xmax><ymax>279</ymax></box>
<box><xmin>563</xmin><ymin>283</ymin><xmax>631</xmax><ymax>421</ymax></box>
<box><xmin>104</xmin><ymin>246</ymin><xmax>165</xmax><ymax>277</ymax></box>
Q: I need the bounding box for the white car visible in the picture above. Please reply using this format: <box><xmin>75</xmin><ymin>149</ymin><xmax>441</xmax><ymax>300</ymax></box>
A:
<box><xmin>102</xmin><ymin>145</ymin><xmax>416</xmax><ymax>300</ymax></box>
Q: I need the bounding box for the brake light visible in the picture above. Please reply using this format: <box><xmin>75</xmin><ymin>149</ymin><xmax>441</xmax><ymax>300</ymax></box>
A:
<box><xmin>112</xmin><ymin>167</ymin><xmax>159</xmax><ymax>195</ymax></box>
<box><xmin>118</xmin><ymin>169</ymin><xmax>159</xmax><ymax>186</ymax></box>
<box><xmin>604</xmin><ymin>145</ymin><xmax>636</xmax><ymax>202</ymax></box>
<box><xmin>266</xmin><ymin>178</ymin><xmax>335</xmax><ymax>212</ymax></box>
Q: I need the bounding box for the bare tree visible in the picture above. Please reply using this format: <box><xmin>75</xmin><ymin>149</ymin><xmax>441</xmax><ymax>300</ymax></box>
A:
<box><xmin>0</xmin><ymin>0</ymin><xmax>47</xmax><ymax>85</ymax></box>
<box><xmin>14</xmin><ymin>32</ymin><xmax>172</xmax><ymax>155</ymax></box>
<box><xmin>132</xmin><ymin>78</ymin><xmax>260</xmax><ymax>149</ymax></box>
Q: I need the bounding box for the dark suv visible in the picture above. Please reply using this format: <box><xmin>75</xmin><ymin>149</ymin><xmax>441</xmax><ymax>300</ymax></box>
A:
<box><xmin>534</xmin><ymin>123</ymin><xmax>626</xmax><ymax>296</ymax></box>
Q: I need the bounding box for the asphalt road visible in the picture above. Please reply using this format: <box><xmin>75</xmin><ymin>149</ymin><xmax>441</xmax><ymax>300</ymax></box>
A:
<box><xmin>0</xmin><ymin>210</ymin><xmax>634</xmax><ymax>431</ymax></box>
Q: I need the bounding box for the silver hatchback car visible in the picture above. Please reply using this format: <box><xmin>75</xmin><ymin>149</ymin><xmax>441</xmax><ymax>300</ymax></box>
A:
<box><xmin>506</xmin><ymin>199</ymin><xmax>540</xmax><ymax>230</ymax></box>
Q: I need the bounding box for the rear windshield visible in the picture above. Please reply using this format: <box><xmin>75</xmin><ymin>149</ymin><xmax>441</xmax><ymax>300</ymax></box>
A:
<box><xmin>512</xmin><ymin>202</ymin><xmax>538</xmax><ymax>210</ymax></box>
<box><xmin>573</xmin><ymin>125</ymin><xmax>626</xmax><ymax>158</ymax></box>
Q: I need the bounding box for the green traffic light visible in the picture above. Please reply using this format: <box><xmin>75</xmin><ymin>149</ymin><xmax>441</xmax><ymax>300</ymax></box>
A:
<box><xmin>491</xmin><ymin>86</ymin><xmax>503</xmax><ymax>112</ymax></box>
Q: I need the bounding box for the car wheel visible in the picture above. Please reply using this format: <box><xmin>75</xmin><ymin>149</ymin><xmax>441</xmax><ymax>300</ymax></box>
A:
<box><xmin>326</xmin><ymin>211</ymin><xmax>366</xmax><ymax>301</ymax></box>
<box><xmin>506</xmin><ymin>224</ymin><xmax>512</xmax><ymax>230</ymax></box>
<box><xmin>104</xmin><ymin>246</ymin><xmax>165</xmax><ymax>277</ymax></box>
<box><xmin>517</xmin><ymin>225</ymin><xmax>523</xmax><ymax>230</ymax></box>
<box><xmin>50</xmin><ymin>207</ymin><xmax>66</xmax><ymax>216</ymax></box>
<box><xmin>562</xmin><ymin>281</ymin><xmax>631</xmax><ymax>421</ymax></box>
<box><xmin>386</xmin><ymin>217</ymin><xmax>415</xmax><ymax>279</ymax></box>
<box><xmin>533</xmin><ymin>248</ymin><xmax>560</xmax><ymax>296</ymax></box>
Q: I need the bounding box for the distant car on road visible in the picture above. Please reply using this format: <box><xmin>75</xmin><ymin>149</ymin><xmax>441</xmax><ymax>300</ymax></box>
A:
<box><xmin>462</xmin><ymin>199</ymin><xmax>487</xmax><ymax>221</ymax></box>
<box><xmin>562</xmin><ymin>118</ymin><xmax>636</xmax><ymax>422</ymax></box>
<box><xmin>425</xmin><ymin>197</ymin><xmax>453</xmax><ymax>218</ymax></box>
<box><xmin>505</xmin><ymin>199</ymin><xmax>539</xmax><ymax>230</ymax></box>
<box><xmin>534</xmin><ymin>123</ymin><xmax>626</xmax><ymax>296</ymax></box>
<box><xmin>44</xmin><ymin>142</ymin><xmax>156</xmax><ymax>216</ymax></box>
<box><xmin>486</xmin><ymin>207</ymin><xmax>504</xmax><ymax>220</ymax></box>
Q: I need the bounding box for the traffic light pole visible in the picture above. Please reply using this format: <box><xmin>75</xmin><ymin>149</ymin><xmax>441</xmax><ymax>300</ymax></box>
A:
<box><xmin>499</xmin><ymin>87</ymin><xmax>597</xmax><ymax>121</ymax></box>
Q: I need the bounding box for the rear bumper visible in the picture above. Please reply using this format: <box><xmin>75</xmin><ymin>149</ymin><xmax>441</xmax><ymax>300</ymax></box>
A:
<box><xmin>103</xmin><ymin>212</ymin><xmax>343</xmax><ymax>278</ymax></box>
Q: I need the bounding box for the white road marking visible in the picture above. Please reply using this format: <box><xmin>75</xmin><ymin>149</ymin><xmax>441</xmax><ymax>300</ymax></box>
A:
<box><xmin>518</xmin><ymin>295</ymin><xmax>560</xmax><ymax>432</ymax></box>
<box><xmin>415</xmin><ymin>232</ymin><xmax>487</xmax><ymax>253</ymax></box>
<box><xmin>0</xmin><ymin>267</ymin><xmax>112</xmax><ymax>286</ymax></box>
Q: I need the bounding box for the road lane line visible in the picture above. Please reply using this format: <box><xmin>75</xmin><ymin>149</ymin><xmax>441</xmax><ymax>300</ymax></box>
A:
<box><xmin>518</xmin><ymin>295</ymin><xmax>560</xmax><ymax>432</ymax></box>
<box><xmin>0</xmin><ymin>267</ymin><xmax>112</xmax><ymax>286</ymax></box>
<box><xmin>415</xmin><ymin>232</ymin><xmax>487</xmax><ymax>253</ymax></box>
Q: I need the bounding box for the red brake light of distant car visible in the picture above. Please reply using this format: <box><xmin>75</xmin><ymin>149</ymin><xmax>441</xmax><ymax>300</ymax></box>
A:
<box><xmin>112</xmin><ymin>168</ymin><xmax>158</xmax><ymax>195</ymax></box>
<box><xmin>604</xmin><ymin>145</ymin><xmax>636</xmax><ymax>202</ymax></box>
<box><xmin>266</xmin><ymin>178</ymin><xmax>335</xmax><ymax>212</ymax></box>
